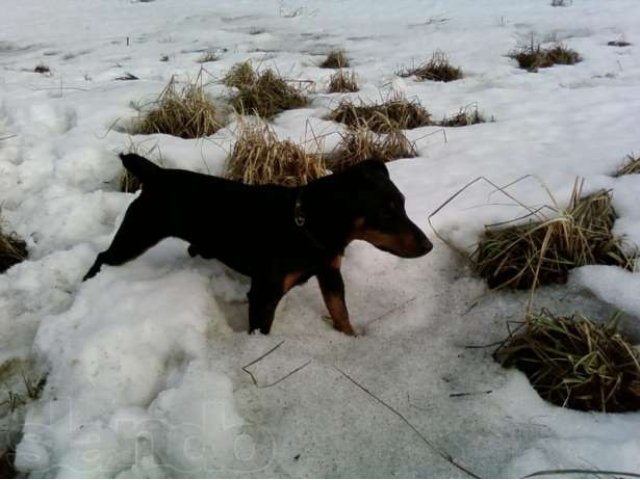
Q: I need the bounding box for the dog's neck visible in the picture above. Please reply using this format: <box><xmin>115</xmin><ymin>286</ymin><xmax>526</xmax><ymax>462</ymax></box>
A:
<box><xmin>294</xmin><ymin>175</ymin><xmax>358</xmax><ymax>253</ymax></box>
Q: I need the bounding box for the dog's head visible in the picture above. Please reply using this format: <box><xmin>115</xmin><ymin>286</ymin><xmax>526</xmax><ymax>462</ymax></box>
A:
<box><xmin>345</xmin><ymin>160</ymin><xmax>433</xmax><ymax>258</ymax></box>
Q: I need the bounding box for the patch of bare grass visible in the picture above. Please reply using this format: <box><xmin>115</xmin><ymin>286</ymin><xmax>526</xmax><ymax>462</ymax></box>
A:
<box><xmin>328</xmin><ymin>69</ymin><xmax>359</xmax><ymax>93</ymax></box>
<box><xmin>226</xmin><ymin>122</ymin><xmax>326</xmax><ymax>186</ymax></box>
<box><xmin>615</xmin><ymin>154</ymin><xmax>640</xmax><ymax>177</ymax></box>
<box><xmin>329</xmin><ymin>127</ymin><xmax>417</xmax><ymax>172</ymax></box>
<box><xmin>224</xmin><ymin>62</ymin><xmax>309</xmax><ymax>118</ymax></box>
<box><xmin>0</xmin><ymin>221</ymin><xmax>27</xmax><ymax>273</ymax></box>
<box><xmin>329</xmin><ymin>96</ymin><xmax>431</xmax><ymax>133</ymax></box>
<box><xmin>495</xmin><ymin>310</ymin><xmax>640</xmax><ymax>412</ymax></box>
<box><xmin>398</xmin><ymin>51</ymin><xmax>463</xmax><ymax>82</ymax></box>
<box><xmin>438</xmin><ymin>105</ymin><xmax>487</xmax><ymax>127</ymax></box>
<box><xmin>130</xmin><ymin>73</ymin><xmax>222</xmax><ymax>138</ymax></box>
<box><xmin>509</xmin><ymin>41</ymin><xmax>581</xmax><ymax>72</ymax></box>
<box><xmin>320</xmin><ymin>49</ymin><xmax>349</xmax><ymax>69</ymax></box>
<box><xmin>473</xmin><ymin>180</ymin><xmax>634</xmax><ymax>290</ymax></box>
<box><xmin>197</xmin><ymin>51</ymin><xmax>219</xmax><ymax>63</ymax></box>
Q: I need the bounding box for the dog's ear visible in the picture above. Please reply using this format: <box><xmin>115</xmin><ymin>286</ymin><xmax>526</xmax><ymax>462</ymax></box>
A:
<box><xmin>353</xmin><ymin>158</ymin><xmax>390</xmax><ymax>178</ymax></box>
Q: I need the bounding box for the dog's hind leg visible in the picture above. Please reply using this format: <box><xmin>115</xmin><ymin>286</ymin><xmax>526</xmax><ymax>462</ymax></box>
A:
<box><xmin>83</xmin><ymin>198</ymin><xmax>166</xmax><ymax>281</ymax></box>
<box><xmin>247</xmin><ymin>279</ymin><xmax>284</xmax><ymax>334</ymax></box>
<box><xmin>317</xmin><ymin>260</ymin><xmax>355</xmax><ymax>336</ymax></box>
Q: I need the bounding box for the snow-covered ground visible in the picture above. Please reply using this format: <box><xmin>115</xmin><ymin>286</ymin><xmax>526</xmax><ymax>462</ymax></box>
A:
<box><xmin>2</xmin><ymin>0</ymin><xmax>640</xmax><ymax>477</ymax></box>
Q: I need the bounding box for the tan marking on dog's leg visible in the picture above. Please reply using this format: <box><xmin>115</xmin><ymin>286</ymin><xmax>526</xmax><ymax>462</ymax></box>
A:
<box><xmin>283</xmin><ymin>271</ymin><xmax>303</xmax><ymax>293</ymax></box>
<box><xmin>328</xmin><ymin>255</ymin><xmax>342</xmax><ymax>270</ymax></box>
<box><xmin>322</xmin><ymin>291</ymin><xmax>355</xmax><ymax>336</ymax></box>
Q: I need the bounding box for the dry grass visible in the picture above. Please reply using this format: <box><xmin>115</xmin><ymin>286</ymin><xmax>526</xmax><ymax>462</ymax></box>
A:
<box><xmin>329</xmin><ymin>96</ymin><xmax>432</xmax><ymax>133</ymax></box>
<box><xmin>0</xmin><ymin>222</ymin><xmax>27</xmax><ymax>273</ymax></box>
<box><xmin>438</xmin><ymin>106</ymin><xmax>487</xmax><ymax>127</ymax></box>
<box><xmin>509</xmin><ymin>41</ymin><xmax>581</xmax><ymax>72</ymax></box>
<box><xmin>329</xmin><ymin>127</ymin><xmax>417</xmax><ymax>172</ymax></box>
<box><xmin>130</xmin><ymin>74</ymin><xmax>222</xmax><ymax>138</ymax></box>
<box><xmin>226</xmin><ymin>122</ymin><xmax>326</xmax><ymax>186</ymax></box>
<box><xmin>320</xmin><ymin>49</ymin><xmax>349</xmax><ymax>69</ymax></box>
<box><xmin>495</xmin><ymin>310</ymin><xmax>640</xmax><ymax>412</ymax></box>
<box><xmin>615</xmin><ymin>154</ymin><xmax>640</xmax><ymax>177</ymax></box>
<box><xmin>473</xmin><ymin>180</ymin><xmax>634</xmax><ymax>289</ymax></box>
<box><xmin>197</xmin><ymin>51</ymin><xmax>219</xmax><ymax>63</ymax></box>
<box><xmin>225</xmin><ymin>63</ymin><xmax>309</xmax><ymax>118</ymax></box>
<box><xmin>398</xmin><ymin>51</ymin><xmax>463</xmax><ymax>82</ymax></box>
<box><xmin>223</xmin><ymin>61</ymin><xmax>257</xmax><ymax>88</ymax></box>
<box><xmin>328</xmin><ymin>69</ymin><xmax>359</xmax><ymax>93</ymax></box>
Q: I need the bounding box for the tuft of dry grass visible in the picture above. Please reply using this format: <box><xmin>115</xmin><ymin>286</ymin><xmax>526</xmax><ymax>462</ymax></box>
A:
<box><xmin>615</xmin><ymin>154</ymin><xmax>640</xmax><ymax>177</ymax></box>
<box><xmin>509</xmin><ymin>41</ymin><xmax>581</xmax><ymax>72</ymax></box>
<box><xmin>473</xmin><ymin>180</ymin><xmax>634</xmax><ymax>290</ymax></box>
<box><xmin>131</xmin><ymin>74</ymin><xmax>222</xmax><ymax>138</ymax></box>
<box><xmin>197</xmin><ymin>51</ymin><xmax>219</xmax><ymax>63</ymax></box>
<box><xmin>0</xmin><ymin>223</ymin><xmax>27</xmax><ymax>273</ymax></box>
<box><xmin>226</xmin><ymin>122</ymin><xmax>326</xmax><ymax>186</ymax></box>
<box><xmin>398</xmin><ymin>51</ymin><xmax>463</xmax><ymax>82</ymax></box>
<box><xmin>495</xmin><ymin>310</ymin><xmax>640</xmax><ymax>412</ymax></box>
<box><xmin>225</xmin><ymin>63</ymin><xmax>309</xmax><ymax>118</ymax></box>
<box><xmin>328</xmin><ymin>69</ymin><xmax>359</xmax><ymax>93</ymax></box>
<box><xmin>223</xmin><ymin>61</ymin><xmax>257</xmax><ymax>88</ymax></box>
<box><xmin>438</xmin><ymin>106</ymin><xmax>487</xmax><ymax>127</ymax></box>
<box><xmin>320</xmin><ymin>49</ymin><xmax>349</xmax><ymax>69</ymax></box>
<box><xmin>329</xmin><ymin>127</ymin><xmax>417</xmax><ymax>172</ymax></box>
<box><xmin>329</xmin><ymin>96</ymin><xmax>432</xmax><ymax>133</ymax></box>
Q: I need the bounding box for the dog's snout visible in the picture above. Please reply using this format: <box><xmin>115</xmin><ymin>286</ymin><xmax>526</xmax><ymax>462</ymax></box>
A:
<box><xmin>420</xmin><ymin>235</ymin><xmax>434</xmax><ymax>255</ymax></box>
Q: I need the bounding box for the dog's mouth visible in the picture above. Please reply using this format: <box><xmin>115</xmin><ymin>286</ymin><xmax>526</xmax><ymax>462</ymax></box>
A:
<box><xmin>358</xmin><ymin>226</ymin><xmax>433</xmax><ymax>258</ymax></box>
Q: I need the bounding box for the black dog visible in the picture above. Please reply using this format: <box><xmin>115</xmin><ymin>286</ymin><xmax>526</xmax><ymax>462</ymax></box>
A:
<box><xmin>84</xmin><ymin>154</ymin><xmax>433</xmax><ymax>335</ymax></box>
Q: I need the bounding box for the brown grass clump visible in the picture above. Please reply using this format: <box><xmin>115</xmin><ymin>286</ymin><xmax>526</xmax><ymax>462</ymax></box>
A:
<box><xmin>328</xmin><ymin>70</ymin><xmax>359</xmax><ymax>93</ymax></box>
<box><xmin>197</xmin><ymin>51</ymin><xmax>219</xmax><ymax>63</ymax></box>
<box><xmin>615</xmin><ymin>154</ymin><xmax>640</xmax><ymax>177</ymax></box>
<box><xmin>329</xmin><ymin>97</ymin><xmax>431</xmax><ymax>133</ymax></box>
<box><xmin>398</xmin><ymin>51</ymin><xmax>463</xmax><ymax>82</ymax></box>
<box><xmin>438</xmin><ymin>106</ymin><xmax>486</xmax><ymax>127</ymax></box>
<box><xmin>474</xmin><ymin>181</ymin><xmax>634</xmax><ymax>289</ymax></box>
<box><xmin>329</xmin><ymin>128</ymin><xmax>417</xmax><ymax>172</ymax></box>
<box><xmin>225</xmin><ymin>63</ymin><xmax>309</xmax><ymax>118</ymax></box>
<box><xmin>223</xmin><ymin>61</ymin><xmax>256</xmax><ymax>88</ymax></box>
<box><xmin>226</xmin><ymin>123</ymin><xmax>326</xmax><ymax>186</ymax></box>
<box><xmin>320</xmin><ymin>49</ymin><xmax>349</xmax><ymax>69</ymax></box>
<box><xmin>495</xmin><ymin>310</ymin><xmax>640</xmax><ymax>412</ymax></box>
<box><xmin>0</xmin><ymin>223</ymin><xmax>27</xmax><ymax>273</ymax></box>
<box><xmin>131</xmin><ymin>75</ymin><xmax>222</xmax><ymax>138</ymax></box>
<box><xmin>509</xmin><ymin>42</ymin><xmax>581</xmax><ymax>72</ymax></box>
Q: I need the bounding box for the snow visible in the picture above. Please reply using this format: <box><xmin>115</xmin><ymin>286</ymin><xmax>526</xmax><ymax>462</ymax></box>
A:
<box><xmin>1</xmin><ymin>0</ymin><xmax>640</xmax><ymax>477</ymax></box>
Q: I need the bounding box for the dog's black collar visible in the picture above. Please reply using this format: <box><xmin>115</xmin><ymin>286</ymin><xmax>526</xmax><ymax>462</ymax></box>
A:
<box><xmin>294</xmin><ymin>189</ymin><xmax>325</xmax><ymax>250</ymax></box>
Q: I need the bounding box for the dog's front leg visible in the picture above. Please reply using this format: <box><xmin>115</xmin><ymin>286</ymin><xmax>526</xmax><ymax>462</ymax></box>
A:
<box><xmin>317</xmin><ymin>263</ymin><xmax>356</xmax><ymax>336</ymax></box>
<box><xmin>247</xmin><ymin>279</ymin><xmax>284</xmax><ymax>335</ymax></box>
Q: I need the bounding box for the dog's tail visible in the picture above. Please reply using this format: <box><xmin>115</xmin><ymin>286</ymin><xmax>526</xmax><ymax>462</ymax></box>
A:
<box><xmin>119</xmin><ymin>153</ymin><xmax>163</xmax><ymax>185</ymax></box>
